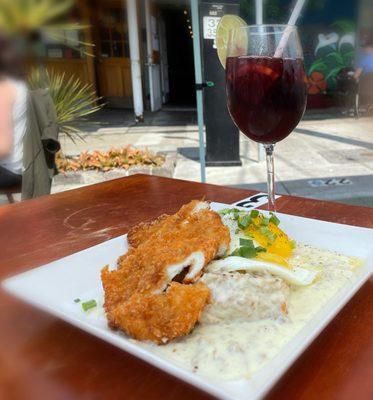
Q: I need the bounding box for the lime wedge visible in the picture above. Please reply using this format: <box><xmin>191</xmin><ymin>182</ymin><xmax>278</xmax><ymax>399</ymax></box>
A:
<box><xmin>215</xmin><ymin>14</ymin><xmax>247</xmax><ymax>68</ymax></box>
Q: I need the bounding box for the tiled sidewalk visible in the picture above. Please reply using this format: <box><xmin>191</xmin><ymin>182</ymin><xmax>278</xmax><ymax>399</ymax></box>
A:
<box><xmin>2</xmin><ymin>109</ymin><xmax>373</xmax><ymax>207</ymax></box>
<box><xmin>59</xmin><ymin>109</ymin><xmax>373</xmax><ymax>207</ymax></box>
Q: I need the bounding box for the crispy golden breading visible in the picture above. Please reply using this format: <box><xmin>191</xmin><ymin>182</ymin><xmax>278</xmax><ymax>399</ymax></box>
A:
<box><xmin>127</xmin><ymin>200</ymin><xmax>211</xmax><ymax>249</ymax></box>
<box><xmin>101</xmin><ymin>200</ymin><xmax>230</xmax><ymax>343</ymax></box>
<box><xmin>103</xmin><ymin>205</ymin><xmax>229</xmax><ymax>307</ymax></box>
<box><xmin>127</xmin><ymin>214</ymin><xmax>169</xmax><ymax>248</ymax></box>
<box><xmin>111</xmin><ymin>282</ymin><xmax>210</xmax><ymax>344</ymax></box>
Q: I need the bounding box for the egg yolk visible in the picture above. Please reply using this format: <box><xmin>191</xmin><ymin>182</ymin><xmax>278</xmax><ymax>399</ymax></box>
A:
<box><xmin>244</xmin><ymin>215</ymin><xmax>293</xmax><ymax>260</ymax></box>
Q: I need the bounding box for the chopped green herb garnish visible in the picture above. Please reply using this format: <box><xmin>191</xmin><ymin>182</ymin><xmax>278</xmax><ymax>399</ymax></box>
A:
<box><xmin>240</xmin><ymin>246</ymin><xmax>257</xmax><ymax>258</ymax></box>
<box><xmin>260</xmin><ymin>227</ymin><xmax>276</xmax><ymax>242</ymax></box>
<box><xmin>261</xmin><ymin>217</ymin><xmax>270</xmax><ymax>226</ymax></box>
<box><xmin>256</xmin><ymin>246</ymin><xmax>267</xmax><ymax>253</ymax></box>
<box><xmin>235</xmin><ymin>228</ymin><xmax>240</xmax><ymax>234</ymax></box>
<box><xmin>269</xmin><ymin>213</ymin><xmax>280</xmax><ymax>226</ymax></box>
<box><xmin>231</xmin><ymin>242</ymin><xmax>267</xmax><ymax>258</ymax></box>
<box><xmin>219</xmin><ymin>208</ymin><xmax>239</xmax><ymax>215</ymax></box>
<box><xmin>268</xmin><ymin>233</ymin><xmax>278</xmax><ymax>243</ymax></box>
<box><xmin>239</xmin><ymin>238</ymin><xmax>254</xmax><ymax>248</ymax></box>
<box><xmin>74</xmin><ymin>298</ymin><xmax>80</xmax><ymax>303</ymax></box>
<box><xmin>250</xmin><ymin>210</ymin><xmax>259</xmax><ymax>218</ymax></box>
<box><xmin>82</xmin><ymin>299</ymin><xmax>97</xmax><ymax>312</ymax></box>
<box><xmin>290</xmin><ymin>240</ymin><xmax>297</xmax><ymax>249</ymax></box>
<box><xmin>230</xmin><ymin>246</ymin><xmax>256</xmax><ymax>258</ymax></box>
<box><xmin>219</xmin><ymin>208</ymin><xmax>242</xmax><ymax>221</ymax></box>
<box><xmin>238</xmin><ymin>215</ymin><xmax>252</xmax><ymax>229</ymax></box>
<box><xmin>230</xmin><ymin>248</ymin><xmax>242</xmax><ymax>256</ymax></box>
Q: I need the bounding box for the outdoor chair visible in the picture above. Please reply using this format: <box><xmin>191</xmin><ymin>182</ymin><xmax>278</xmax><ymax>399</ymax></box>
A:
<box><xmin>0</xmin><ymin>182</ymin><xmax>22</xmax><ymax>204</ymax></box>
<box><xmin>335</xmin><ymin>68</ymin><xmax>359</xmax><ymax>118</ymax></box>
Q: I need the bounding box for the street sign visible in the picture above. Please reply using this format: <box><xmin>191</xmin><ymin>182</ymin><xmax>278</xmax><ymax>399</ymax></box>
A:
<box><xmin>203</xmin><ymin>16</ymin><xmax>220</xmax><ymax>39</ymax></box>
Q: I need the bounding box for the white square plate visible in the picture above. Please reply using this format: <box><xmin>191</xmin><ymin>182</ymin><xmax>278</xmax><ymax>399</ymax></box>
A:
<box><xmin>3</xmin><ymin>202</ymin><xmax>373</xmax><ymax>400</ymax></box>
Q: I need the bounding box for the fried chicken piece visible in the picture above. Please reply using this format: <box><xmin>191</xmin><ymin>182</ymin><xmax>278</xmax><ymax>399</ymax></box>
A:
<box><xmin>127</xmin><ymin>214</ymin><xmax>169</xmax><ymax>248</ymax></box>
<box><xmin>127</xmin><ymin>200</ymin><xmax>212</xmax><ymax>249</ymax></box>
<box><xmin>101</xmin><ymin>200</ymin><xmax>230</xmax><ymax>343</ymax></box>
<box><xmin>111</xmin><ymin>282</ymin><xmax>210</xmax><ymax>344</ymax></box>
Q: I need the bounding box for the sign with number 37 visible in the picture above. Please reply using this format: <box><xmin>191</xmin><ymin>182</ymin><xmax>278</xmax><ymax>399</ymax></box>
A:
<box><xmin>203</xmin><ymin>16</ymin><xmax>221</xmax><ymax>40</ymax></box>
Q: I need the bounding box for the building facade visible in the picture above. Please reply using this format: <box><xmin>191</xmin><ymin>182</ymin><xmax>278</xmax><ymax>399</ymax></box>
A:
<box><xmin>41</xmin><ymin>0</ymin><xmax>372</xmax><ymax>117</ymax></box>
<box><xmin>41</xmin><ymin>0</ymin><xmax>195</xmax><ymax>119</ymax></box>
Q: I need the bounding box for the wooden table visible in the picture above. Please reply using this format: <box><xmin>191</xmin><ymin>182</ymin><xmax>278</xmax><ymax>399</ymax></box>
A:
<box><xmin>1</xmin><ymin>175</ymin><xmax>372</xmax><ymax>400</ymax></box>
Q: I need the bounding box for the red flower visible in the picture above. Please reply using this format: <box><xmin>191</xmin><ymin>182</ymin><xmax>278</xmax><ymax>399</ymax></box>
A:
<box><xmin>307</xmin><ymin>71</ymin><xmax>327</xmax><ymax>94</ymax></box>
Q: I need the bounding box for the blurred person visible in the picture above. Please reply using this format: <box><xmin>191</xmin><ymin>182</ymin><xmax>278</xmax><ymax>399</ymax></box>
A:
<box><xmin>354</xmin><ymin>36</ymin><xmax>373</xmax><ymax>110</ymax></box>
<box><xmin>0</xmin><ymin>33</ymin><xmax>27</xmax><ymax>188</ymax></box>
<box><xmin>355</xmin><ymin>37</ymin><xmax>373</xmax><ymax>78</ymax></box>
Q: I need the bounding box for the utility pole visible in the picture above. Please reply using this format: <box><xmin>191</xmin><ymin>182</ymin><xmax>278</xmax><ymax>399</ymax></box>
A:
<box><xmin>191</xmin><ymin>0</ymin><xmax>207</xmax><ymax>182</ymax></box>
<box><xmin>126</xmin><ymin>0</ymin><xmax>144</xmax><ymax>122</ymax></box>
<box><xmin>200</xmin><ymin>0</ymin><xmax>241</xmax><ymax>166</ymax></box>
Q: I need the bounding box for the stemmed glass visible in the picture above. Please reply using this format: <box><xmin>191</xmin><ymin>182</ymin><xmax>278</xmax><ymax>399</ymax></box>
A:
<box><xmin>226</xmin><ymin>25</ymin><xmax>307</xmax><ymax>211</ymax></box>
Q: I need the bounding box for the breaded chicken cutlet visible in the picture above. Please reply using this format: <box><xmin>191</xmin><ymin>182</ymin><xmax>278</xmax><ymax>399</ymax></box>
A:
<box><xmin>101</xmin><ymin>200</ymin><xmax>230</xmax><ymax>344</ymax></box>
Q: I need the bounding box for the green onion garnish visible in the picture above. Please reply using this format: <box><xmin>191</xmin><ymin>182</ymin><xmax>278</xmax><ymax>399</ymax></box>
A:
<box><xmin>269</xmin><ymin>213</ymin><xmax>280</xmax><ymax>226</ymax></box>
<box><xmin>230</xmin><ymin>248</ymin><xmax>241</xmax><ymax>256</ymax></box>
<box><xmin>256</xmin><ymin>246</ymin><xmax>267</xmax><ymax>253</ymax></box>
<box><xmin>230</xmin><ymin>246</ymin><xmax>256</xmax><ymax>258</ymax></box>
<box><xmin>74</xmin><ymin>298</ymin><xmax>80</xmax><ymax>303</ymax></box>
<box><xmin>260</xmin><ymin>227</ymin><xmax>277</xmax><ymax>242</ymax></box>
<box><xmin>230</xmin><ymin>243</ymin><xmax>266</xmax><ymax>259</ymax></box>
<box><xmin>82</xmin><ymin>299</ymin><xmax>97</xmax><ymax>312</ymax></box>
<box><xmin>238</xmin><ymin>215</ymin><xmax>252</xmax><ymax>229</ymax></box>
<box><xmin>250</xmin><ymin>210</ymin><xmax>259</xmax><ymax>218</ymax></box>
<box><xmin>240</xmin><ymin>246</ymin><xmax>257</xmax><ymax>258</ymax></box>
<box><xmin>261</xmin><ymin>217</ymin><xmax>270</xmax><ymax>226</ymax></box>
<box><xmin>219</xmin><ymin>208</ymin><xmax>239</xmax><ymax>215</ymax></box>
<box><xmin>239</xmin><ymin>238</ymin><xmax>255</xmax><ymax>248</ymax></box>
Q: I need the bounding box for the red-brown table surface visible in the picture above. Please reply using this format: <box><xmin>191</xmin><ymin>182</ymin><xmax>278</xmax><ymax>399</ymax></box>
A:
<box><xmin>1</xmin><ymin>175</ymin><xmax>372</xmax><ymax>400</ymax></box>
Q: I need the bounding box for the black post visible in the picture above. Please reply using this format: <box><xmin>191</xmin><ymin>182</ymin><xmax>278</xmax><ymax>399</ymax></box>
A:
<box><xmin>200</xmin><ymin>0</ymin><xmax>241</xmax><ymax>166</ymax></box>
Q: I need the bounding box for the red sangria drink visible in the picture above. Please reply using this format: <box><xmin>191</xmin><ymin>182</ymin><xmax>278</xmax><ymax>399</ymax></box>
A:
<box><xmin>225</xmin><ymin>25</ymin><xmax>307</xmax><ymax>212</ymax></box>
<box><xmin>226</xmin><ymin>56</ymin><xmax>307</xmax><ymax>143</ymax></box>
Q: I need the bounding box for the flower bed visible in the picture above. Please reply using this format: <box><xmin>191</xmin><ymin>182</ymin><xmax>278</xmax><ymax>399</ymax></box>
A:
<box><xmin>56</xmin><ymin>146</ymin><xmax>165</xmax><ymax>173</ymax></box>
<box><xmin>52</xmin><ymin>147</ymin><xmax>176</xmax><ymax>194</ymax></box>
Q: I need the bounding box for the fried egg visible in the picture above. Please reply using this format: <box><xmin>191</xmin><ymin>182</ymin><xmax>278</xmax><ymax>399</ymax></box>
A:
<box><xmin>207</xmin><ymin>256</ymin><xmax>319</xmax><ymax>286</ymax></box>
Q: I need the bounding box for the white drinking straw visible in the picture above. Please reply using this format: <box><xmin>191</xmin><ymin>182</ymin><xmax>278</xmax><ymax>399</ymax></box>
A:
<box><xmin>274</xmin><ymin>0</ymin><xmax>307</xmax><ymax>57</ymax></box>
<box><xmin>255</xmin><ymin>0</ymin><xmax>263</xmax><ymax>25</ymax></box>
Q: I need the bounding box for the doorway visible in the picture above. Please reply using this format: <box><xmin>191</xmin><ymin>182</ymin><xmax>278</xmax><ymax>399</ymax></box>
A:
<box><xmin>161</xmin><ymin>7</ymin><xmax>196</xmax><ymax>108</ymax></box>
<box><xmin>92</xmin><ymin>1</ymin><xmax>133</xmax><ymax>108</ymax></box>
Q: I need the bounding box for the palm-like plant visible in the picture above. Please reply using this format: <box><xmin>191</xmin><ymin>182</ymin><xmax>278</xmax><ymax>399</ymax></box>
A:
<box><xmin>29</xmin><ymin>69</ymin><xmax>103</xmax><ymax>142</ymax></box>
<box><xmin>0</xmin><ymin>0</ymin><xmax>92</xmax><ymax>54</ymax></box>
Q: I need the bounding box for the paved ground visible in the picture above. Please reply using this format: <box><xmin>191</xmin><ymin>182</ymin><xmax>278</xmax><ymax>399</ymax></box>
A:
<box><xmin>2</xmin><ymin>108</ymin><xmax>373</xmax><ymax>207</ymax></box>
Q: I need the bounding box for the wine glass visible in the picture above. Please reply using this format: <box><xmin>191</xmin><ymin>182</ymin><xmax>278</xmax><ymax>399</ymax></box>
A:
<box><xmin>225</xmin><ymin>25</ymin><xmax>307</xmax><ymax>212</ymax></box>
